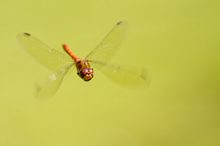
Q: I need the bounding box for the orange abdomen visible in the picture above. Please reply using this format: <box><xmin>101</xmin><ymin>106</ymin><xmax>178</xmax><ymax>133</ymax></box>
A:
<box><xmin>62</xmin><ymin>44</ymin><xmax>79</xmax><ymax>62</ymax></box>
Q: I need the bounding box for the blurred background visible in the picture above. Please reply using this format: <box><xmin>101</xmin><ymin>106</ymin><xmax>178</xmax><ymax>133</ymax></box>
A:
<box><xmin>0</xmin><ymin>0</ymin><xmax>220</xmax><ymax>146</ymax></box>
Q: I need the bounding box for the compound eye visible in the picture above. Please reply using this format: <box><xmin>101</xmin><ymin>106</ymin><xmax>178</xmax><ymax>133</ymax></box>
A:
<box><xmin>82</xmin><ymin>68</ymin><xmax>88</xmax><ymax>74</ymax></box>
<box><xmin>89</xmin><ymin>68</ymin><xmax>93</xmax><ymax>73</ymax></box>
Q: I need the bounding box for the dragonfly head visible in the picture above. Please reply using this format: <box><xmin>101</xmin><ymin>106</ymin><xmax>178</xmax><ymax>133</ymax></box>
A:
<box><xmin>79</xmin><ymin>67</ymin><xmax>94</xmax><ymax>81</ymax></box>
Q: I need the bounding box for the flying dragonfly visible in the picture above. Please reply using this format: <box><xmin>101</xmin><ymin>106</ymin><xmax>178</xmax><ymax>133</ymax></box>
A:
<box><xmin>17</xmin><ymin>21</ymin><xmax>149</xmax><ymax>97</ymax></box>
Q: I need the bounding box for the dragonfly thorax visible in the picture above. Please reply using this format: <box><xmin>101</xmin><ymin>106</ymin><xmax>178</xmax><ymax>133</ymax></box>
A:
<box><xmin>76</xmin><ymin>60</ymin><xmax>94</xmax><ymax>81</ymax></box>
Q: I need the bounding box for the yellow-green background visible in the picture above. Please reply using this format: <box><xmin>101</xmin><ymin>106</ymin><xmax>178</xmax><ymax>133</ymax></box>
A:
<box><xmin>0</xmin><ymin>0</ymin><xmax>220</xmax><ymax>146</ymax></box>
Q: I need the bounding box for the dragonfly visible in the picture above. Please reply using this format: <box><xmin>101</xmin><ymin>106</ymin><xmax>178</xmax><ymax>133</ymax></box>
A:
<box><xmin>17</xmin><ymin>21</ymin><xmax>149</xmax><ymax>97</ymax></box>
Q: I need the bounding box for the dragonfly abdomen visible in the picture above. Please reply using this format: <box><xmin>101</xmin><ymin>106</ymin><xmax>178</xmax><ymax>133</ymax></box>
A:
<box><xmin>62</xmin><ymin>44</ymin><xmax>79</xmax><ymax>62</ymax></box>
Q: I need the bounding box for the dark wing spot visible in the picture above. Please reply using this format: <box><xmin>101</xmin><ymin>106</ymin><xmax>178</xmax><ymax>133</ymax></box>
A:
<box><xmin>116</xmin><ymin>21</ymin><xmax>123</xmax><ymax>25</ymax></box>
<box><xmin>24</xmin><ymin>32</ymin><xmax>31</xmax><ymax>36</ymax></box>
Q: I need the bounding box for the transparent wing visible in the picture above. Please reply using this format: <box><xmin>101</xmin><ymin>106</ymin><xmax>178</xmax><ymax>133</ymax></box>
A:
<box><xmin>34</xmin><ymin>63</ymin><xmax>74</xmax><ymax>98</ymax></box>
<box><xmin>17</xmin><ymin>32</ymin><xmax>73</xmax><ymax>71</ymax></box>
<box><xmin>90</xmin><ymin>61</ymin><xmax>151</xmax><ymax>87</ymax></box>
<box><xmin>86</xmin><ymin>21</ymin><xmax>127</xmax><ymax>67</ymax></box>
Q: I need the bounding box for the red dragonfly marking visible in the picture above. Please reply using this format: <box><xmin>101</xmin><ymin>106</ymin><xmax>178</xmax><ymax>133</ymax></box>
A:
<box><xmin>17</xmin><ymin>21</ymin><xmax>149</xmax><ymax>97</ymax></box>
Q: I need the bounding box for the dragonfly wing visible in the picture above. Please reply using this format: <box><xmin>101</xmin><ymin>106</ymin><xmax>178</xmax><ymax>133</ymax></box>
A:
<box><xmin>34</xmin><ymin>63</ymin><xmax>74</xmax><ymax>98</ymax></box>
<box><xmin>17</xmin><ymin>32</ymin><xmax>73</xmax><ymax>71</ymax></box>
<box><xmin>86</xmin><ymin>21</ymin><xmax>127</xmax><ymax>67</ymax></box>
<box><xmin>90</xmin><ymin>61</ymin><xmax>151</xmax><ymax>87</ymax></box>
